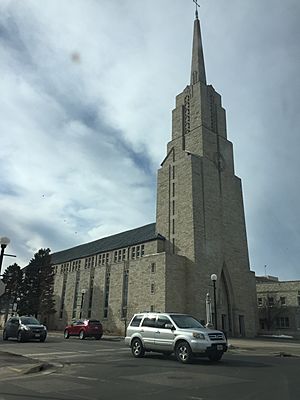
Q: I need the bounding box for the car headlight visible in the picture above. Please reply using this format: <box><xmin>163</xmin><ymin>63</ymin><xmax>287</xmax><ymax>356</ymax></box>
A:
<box><xmin>192</xmin><ymin>332</ymin><xmax>205</xmax><ymax>340</ymax></box>
<box><xmin>43</xmin><ymin>326</ymin><xmax>47</xmax><ymax>330</ymax></box>
<box><xmin>21</xmin><ymin>324</ymin><xmax>30</xmax><ymax>331</ymax></box>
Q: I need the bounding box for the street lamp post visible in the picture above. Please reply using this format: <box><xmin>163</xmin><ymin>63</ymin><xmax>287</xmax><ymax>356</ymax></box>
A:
<box><xmin>205</xmin><ymin>293</ymin><xmax>213</xmax><ymax>327</ymax></box>
<box><xmin>12</xmin><ymin>297</ymin><xmax>21</xmax><ymax>316</ymax></box>
<box><xmin>0</xmin><ymin>237</ymin><xmax>10</xmax><ymax>275</ymax></box>
<box><xmin>79</xmin><ymin>289</ymin><xmax>87</xmax><ymax>319</ymax></box>
<box><xmin>211</xmin><ymin>274</ymin><xmax>218</xmax><ymax>329</ymax></box>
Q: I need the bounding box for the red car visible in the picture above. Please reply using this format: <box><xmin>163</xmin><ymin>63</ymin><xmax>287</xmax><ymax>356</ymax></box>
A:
<box><xmin>64</xmin><ymin>319</ymin><xmax>103</xmax><ymax>340</ymax></box>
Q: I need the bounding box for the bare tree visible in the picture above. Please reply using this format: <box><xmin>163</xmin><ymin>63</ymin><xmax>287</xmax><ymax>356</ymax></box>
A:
<box><xmin>258</xmin><ymin>295</ymin><xmax>284</xmax><ymax>330</ymax></box>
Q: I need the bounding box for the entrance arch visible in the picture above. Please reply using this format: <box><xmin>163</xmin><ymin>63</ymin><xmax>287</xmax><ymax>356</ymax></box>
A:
<box><xmin>218</xmin><ymin>263</ymin><xmax>234</xmax><ymax>336</ymax></box>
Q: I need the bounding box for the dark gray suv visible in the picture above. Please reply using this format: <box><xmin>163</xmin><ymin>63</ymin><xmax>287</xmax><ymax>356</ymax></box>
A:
<box><xmin>125</xmin><ymin>312</ymin><xmax>227</xmax><ymax>363</ymax></box>
<box><xmin>3</xmin><ymin>316</ymin><xmax>47</xmax><ymax>342</ymax></box>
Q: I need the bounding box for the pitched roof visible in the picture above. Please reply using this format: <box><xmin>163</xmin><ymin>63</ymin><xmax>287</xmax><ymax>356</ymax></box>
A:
<box><xmin>51</xmin><ymin>223</ymin><xmax>164</xmax><ymax>265</ymax></box>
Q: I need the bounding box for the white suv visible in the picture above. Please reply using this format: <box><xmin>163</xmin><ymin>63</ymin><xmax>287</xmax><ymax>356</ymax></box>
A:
<box><xmin>125</xmin><ymin>312</ymin><xmax>227</xmax><ymax>363</ymax></box>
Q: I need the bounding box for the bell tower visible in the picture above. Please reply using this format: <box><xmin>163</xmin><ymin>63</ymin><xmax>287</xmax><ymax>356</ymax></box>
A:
<box><xmin>156</xmin><ymin>9</ymin><xmax>257</xmax><ymax>336</ymax></box>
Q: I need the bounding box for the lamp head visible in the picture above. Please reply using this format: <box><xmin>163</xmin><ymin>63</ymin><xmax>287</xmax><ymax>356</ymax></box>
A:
<box><xmin>210</xmin><ymin>273</ymin><xmax>217</xmax><ymax>282</ymax></box>
<box><xmin>0</xmin><ymin>237</ymin><xmax>10</xmax><ymax>246</ymax></box>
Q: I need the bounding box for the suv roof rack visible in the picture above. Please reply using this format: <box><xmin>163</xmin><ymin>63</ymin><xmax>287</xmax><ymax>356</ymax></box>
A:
<box><xmin>139</xmin><ymin>310</ymin><xmax>161</xmax><ymax>313</ymax></box>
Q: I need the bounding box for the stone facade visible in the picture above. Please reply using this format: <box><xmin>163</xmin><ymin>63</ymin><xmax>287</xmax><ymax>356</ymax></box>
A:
<box><xmin>50</xmin><ymin>13</ymin><xmax>258</xmax><ymax>336</ymax></box>
<box><xmin>50</xmin><ymin>229</ymin><xmax>167</xmax><ymax>334</ymax></box>
<box><xmin>256</xmin><ymin>276</ymin><xmax>300</xmax><ymax>338</ymax></box>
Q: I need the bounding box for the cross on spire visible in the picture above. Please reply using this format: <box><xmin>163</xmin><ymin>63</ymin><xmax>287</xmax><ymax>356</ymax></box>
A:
<box><xmin>193</xmin><ymin>0</ymin><xmax>200</xmax><ymax>19</ymax></box>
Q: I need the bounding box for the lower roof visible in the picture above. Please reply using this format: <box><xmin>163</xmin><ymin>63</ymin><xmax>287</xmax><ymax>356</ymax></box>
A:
<box><xmin>51</xmin><ymin>222</ymin><xmax>164</xmax><ymax>265</ymax></box>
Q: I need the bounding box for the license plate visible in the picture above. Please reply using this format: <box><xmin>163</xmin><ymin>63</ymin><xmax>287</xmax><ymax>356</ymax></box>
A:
<box><xmin>217</xmin><ymin>345</ymin><xmax>223</xmax><ymax>350</ymax></box>
<box><xmin>34</xmin><ymin>334</ymin><xmax>40</xmax><ymax>338</ymax></box>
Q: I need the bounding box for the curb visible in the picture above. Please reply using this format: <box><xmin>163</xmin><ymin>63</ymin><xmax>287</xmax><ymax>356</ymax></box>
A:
<box><xmin>227</xmin><ymin>345</ymin><xmax>299</xmax><ymax>358</ymax></box>
<box><xmin>23</xmin><ymin>362</ymin><xmax>54</xmax><ymax>375</ymax></box>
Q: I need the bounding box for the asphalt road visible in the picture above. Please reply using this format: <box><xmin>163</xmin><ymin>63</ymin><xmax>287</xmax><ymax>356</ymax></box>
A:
<box><xmin>0</xmin><ymin>334</ymin><xmax>299</xmax><ymax>400</ymax></box>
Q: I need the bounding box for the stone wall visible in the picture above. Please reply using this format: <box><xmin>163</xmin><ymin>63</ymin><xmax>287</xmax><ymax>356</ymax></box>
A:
<box><xmin>50</xmin><ymin>239</ymin><xmax>166</xmax><ymax>334</ymax></box>
<box><xmin>256</xmin><ymin>280</ymin><xmax>300</xmax><ymax>338</ymax></box>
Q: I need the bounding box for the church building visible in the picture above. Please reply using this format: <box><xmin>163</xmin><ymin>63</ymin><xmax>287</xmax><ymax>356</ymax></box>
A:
<box><xmin>51</xmin><ymin>10</ymin><xmax>258</xmax><ymax>337</ymax></box>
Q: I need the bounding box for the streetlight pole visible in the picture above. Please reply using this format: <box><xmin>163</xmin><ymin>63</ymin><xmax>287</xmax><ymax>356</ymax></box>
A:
<box><xmin>12</xmin><ymin>297</ymin><xmax>21</xmax><ymax>316</ymax></box>
<box><xmin>211</xmin><ymin>274</ymin><xmax>218</xmax><ymax>329</ymax></box>
<box><xmin>205</xmin><ymin>293</ymin><xmax>212</xmax><ymax>327</ymax></box>
<box><xmin>0</xmin><ymin>237</ymin><xmax>10</xmax><ymax>275</ymax></box>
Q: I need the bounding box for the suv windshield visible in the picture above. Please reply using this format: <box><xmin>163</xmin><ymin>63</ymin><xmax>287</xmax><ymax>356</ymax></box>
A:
<box><xmin>171</xmin><ymin>315</ymin><xmax>204</xmax><ymax>329</ymax></box>
<box><xmin>20</xmin><ymin>317</ymin><xmax>40</xmax><ymax>325</ymax></box>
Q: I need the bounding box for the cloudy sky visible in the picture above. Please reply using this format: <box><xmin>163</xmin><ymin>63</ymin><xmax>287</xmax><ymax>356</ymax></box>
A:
<box><xmin>0</xmin><ymin>0</ymin><xmax>299</xmax><ymax>280</ymax></box>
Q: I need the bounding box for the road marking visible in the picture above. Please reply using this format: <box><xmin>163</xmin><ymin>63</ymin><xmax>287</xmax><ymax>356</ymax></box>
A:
<box><xmin>76</xmin><ymin>376</ymin><xmax>98</xmax><ymax>381</ymax></box>
<box><xmin>106</xmin><ymin>358</ymin><xmax>134</xmax><ymax>362</ymax></box>
<box><xmin>23</xmin><ymin>348</ymin><xmax>127</xmax><ymax>357</ymax></box>
<box><xmin>95</xmin><ymin>348</ymin><xmax>128</xmax><ymax>352</ymax></box>
<box><xmin>24</xmin><ymin>351</ymin><xmax>78</xmax><ymax>357</ymax></box>
<box><xmin>188</xmin><ymin>397</ymin><xmax>204</xmax><ymax>400</ymax></box>
<box><xmin>8</xmin><ymin>367</ymin><xmax>22</xmax><ymax>372</ymax></box>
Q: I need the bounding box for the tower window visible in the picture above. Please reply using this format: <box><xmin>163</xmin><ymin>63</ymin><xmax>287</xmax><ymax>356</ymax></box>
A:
<box><xmin>151</xmin><ymin>263</ymin><xmax>156</xmax><ymax>273</ymax></box>
<box><xmin>150</xmin><ymin>283</ymin><xmax>155</xmax><ymax>294</ymax></box>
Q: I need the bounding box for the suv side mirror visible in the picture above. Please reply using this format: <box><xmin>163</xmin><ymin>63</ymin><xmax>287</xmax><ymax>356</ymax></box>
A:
<box><xmin>165</xmin><ymin>323</ymin><xmax>175</xmax><ymax>330</ymax></box>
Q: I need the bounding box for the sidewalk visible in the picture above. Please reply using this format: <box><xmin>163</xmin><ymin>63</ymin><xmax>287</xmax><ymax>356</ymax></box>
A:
<box><xmin>228</xmin><ymin>337</ymin><xmax>300</xmax><ymax>357</ymax></box>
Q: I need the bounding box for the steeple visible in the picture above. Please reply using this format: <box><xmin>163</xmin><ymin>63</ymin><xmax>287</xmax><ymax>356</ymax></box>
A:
<box><xmin>190</xmin><ymin>10</ymin><xmax>206</xmax><ymax>85</ymax></box>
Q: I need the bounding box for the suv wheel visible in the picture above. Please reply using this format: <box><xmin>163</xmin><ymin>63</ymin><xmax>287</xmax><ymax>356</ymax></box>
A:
<box><xmin>208</xmin><ymin>352</ymin><xmax>223</xmax><ymax>362</ymax></box>
<box><xmin>175</xmin><ymin>341</ymin><xmax>193</xmax><ymax>363</ymax></box>
<box><xmin>17</xmin><ymin>331</ymin><xmax>24</xmax><ymax>343</ymax></box>
<box><xmin>131</xmin><ymin>338</ymin><xmax>145</xmax><ymax>358</ymax></box>
<box><xmin>79</xmin><ymin>330</ymin><xmax>85</xmax><ymax>340</ymax></box>
<box><xmin>64</xmin><ymin>330</ymin><xmax>70</xmax><ymax>339</ymax></box>
<box><xmin>95</xmin><ymin>335</ymin><xmax>102</xmax><ymax>340</ymax></box>
<box><xmin>3</xmin><ymin>329</ymin><xmax>8</xmax><ymax>341</ymax></box>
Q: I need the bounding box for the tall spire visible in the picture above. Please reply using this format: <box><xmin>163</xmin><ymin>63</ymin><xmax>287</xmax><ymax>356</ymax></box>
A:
<box><xmin>190</xmin><ymin>9</ymin><xmax>206</xmax><ymax>85</ymax></box>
